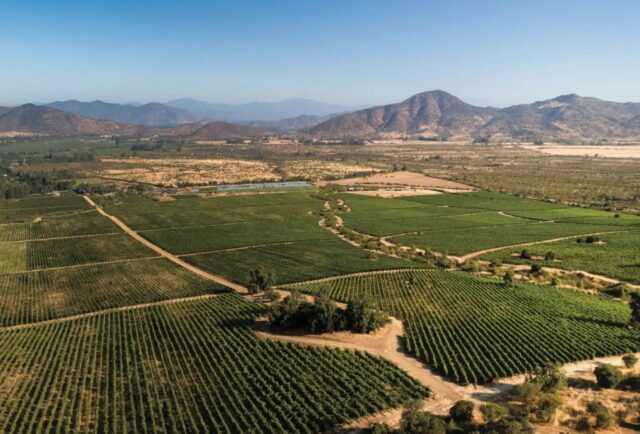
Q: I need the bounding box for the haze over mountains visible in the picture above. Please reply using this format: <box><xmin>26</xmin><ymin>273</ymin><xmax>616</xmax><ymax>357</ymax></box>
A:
<box><xmin>2</xmin><ymin>91</ymin><xmax>640</xmax><ymax>141</ymax></box>
<box><xmin>48</xmin><ymin>100</ymin><xmax>207</xmax><ymax>127</ymax></box>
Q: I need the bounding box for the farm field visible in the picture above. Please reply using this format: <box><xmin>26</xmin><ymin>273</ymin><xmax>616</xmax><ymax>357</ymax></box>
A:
<box><xmin>0</xmin><ymin>195</ymin><xmax>90</xmax><ymax>223</ymax></box>
<box><xmin>287</xmin><ymin>269</ymin><xmax>639</xmax><ymax>384</ymax></box>
<box><xmin>186</xmin><ymin>239</ymin><xmax>417</xmax><ymax>285</ymax></box>
<box><xmin>482</xmin><ymin>230</ymin><xmax>640</xmax><ymax>284</ymax></box>
<box><xmin>0</xmin><ymin>258</ymin><xmax>230</xmax><ymax>327</ymax></box>
<box><xmin>336</xmin><ymin>191</ymin><xmax>640</xmax><ymax>257</ymax></box>
<box><xmin>0</xmin><ymin>294</ymin><xmax>429</xmax><ymax>434</ymax></box>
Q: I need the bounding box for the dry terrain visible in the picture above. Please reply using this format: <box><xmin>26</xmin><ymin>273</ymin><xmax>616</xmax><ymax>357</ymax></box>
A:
<box><xmin>319</xmin><ymin>170</ymin><xmax>475</xmax><ymax>190</ymax></box>
<box><xmin>522</xmin><ymin>144</ymin><xmax>640</xmax><ymax>159</ymax></box>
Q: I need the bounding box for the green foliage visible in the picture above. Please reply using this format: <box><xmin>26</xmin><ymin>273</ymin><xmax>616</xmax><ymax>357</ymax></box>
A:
<box><xmin>399</xmin><ymin>400</ymin><xmax>447</xmax><ymax>434</ymax></box>
<box><xmin>480</xmin><ymin>403</ymin><xmax>508</xmax><ymax>423</ymax></box>
<box><xmin>526</xmin><ymin>364</ymin><xmax>567</xmax><ymax>393</ymax></box>
<box><xmin>503</xmin><ymin>269</ymin><xmax>516</xmax><ymax>287</ymax></box>
<box><xmin>247</xmin><ymin>267</ymin><xmax>275</xmax><ymax>294</ymax></box>
<box><xmin>287</xmin><ymin>269</ymin><xmax>638</xmax><ymax>384</ymax></box>
<box><xmin>594</xmin><ymin>364</ymin><xmax>623</xmax><ymax>389</ymax></box>
<box><xmin>0</xmin><ymin>294</ymin><xmax>430</xmax><ymax>433</ymax></box>
<box><xmin>622</xmin><ymin>353</ymin><xmax>638</xmax><ymax>368</ymax></box>
<box><xmin>586</xmin><ymin>401</ymin><xmax>614</xmax><ymax>430</ymax></box>
<box><xmin>449</xmin><ymin>400</ymin><xmax>474</xmax><ymax>425</ymax></box>
<box><xmin>346</xmin><ymin>298</ymin><xmax>390</xmax><ymax>333</ymax></box>
<box><xmin>520</xmin><ymin>249</ymin><xmax>531</xmax><ymax>259</ymax></box>
<box><xmin>630</xmin><ymin>293</ymin><xmax>640</xmax><ymax>330</ymax></box>
<box><xmin>544</xmin><ymin>251</ymin><xmax>556</xmax><ymax>261</ymax></box>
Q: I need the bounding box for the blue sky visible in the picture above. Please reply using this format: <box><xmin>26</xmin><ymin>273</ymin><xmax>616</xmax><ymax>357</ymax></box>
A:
<box><xmin>1</xmin><ymin>0</ymin><xmax>639</xmax><ymax>107</ymax></box>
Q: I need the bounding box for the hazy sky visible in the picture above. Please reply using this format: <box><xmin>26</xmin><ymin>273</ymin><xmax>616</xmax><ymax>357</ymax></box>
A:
<box><xmin>1</xmin><ymin>0</ymin><xmax>639</xmax><ymax>107</ymax></box>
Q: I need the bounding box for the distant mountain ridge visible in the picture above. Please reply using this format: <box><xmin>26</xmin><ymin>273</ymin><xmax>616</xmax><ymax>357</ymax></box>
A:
<box><xmin>48</xmin><ymin>100</ymin><xmax>206</xmax><ymax>127</ymax></box>
<box><xmin>166</xmin><ymin>97</ymin><xmax>350</xmax><ymax>123</ymax></box>
<box><xmin>310</xmin><ymin>90</ymin><xmax>640</xmax><ymax>141</ymax></box>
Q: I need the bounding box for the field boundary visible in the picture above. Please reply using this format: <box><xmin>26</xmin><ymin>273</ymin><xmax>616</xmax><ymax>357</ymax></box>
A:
<box><xmin>0</xmin><ymin>231</ymin><xmax>120</xmax><ymax>244</ymax></box>
<box><xmin>82</xmin><ymin>195</ymin><xmax>248</xmax><ymax>293</ymax></box>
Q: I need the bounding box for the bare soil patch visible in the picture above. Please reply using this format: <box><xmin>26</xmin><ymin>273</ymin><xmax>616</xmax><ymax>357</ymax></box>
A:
<box><xmin>522</xmin><ymin>144</ymin><xmax>640</xmax><ymax>159</ymax></box>
<box><xmin>351</xmin><ymin>188</ymin><xmax>442</xmax><ymax>198</ymax></box>
<box><xmin>318</xmin><ymin>171</ymin><xmax>475</xmax><ymax>190</ymax></box>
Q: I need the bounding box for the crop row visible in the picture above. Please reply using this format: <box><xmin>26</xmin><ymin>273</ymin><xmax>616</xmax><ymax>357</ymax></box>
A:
<box><xmin>0</xmin><ymin>294</ymin><xmax>429</xmax><ymax>433</ymax></box>
<box><xmin>287</xmin><ymin>269</ymin><xmax>639</xmax><ymax>384</ymax></box>
<box><xmin>0</xmin><ymin>258</ymin><xmax>230</xmax><ymax>327</ymax></box>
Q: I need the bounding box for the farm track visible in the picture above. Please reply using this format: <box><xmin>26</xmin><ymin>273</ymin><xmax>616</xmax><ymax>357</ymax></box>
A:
<box><xmin>0</xmin><ymin>293</ymin><xmax>222</xmax><ymax>332</ymax></box>
<box><xmin>453</xmin><ymin>229</ymin><xmax>633</xmax><ymax>262</ymax></box>
<box><xmin>82</xmin><ymin>195</ymin><xmax>248</xmax><ymax>293</ymax></box>
<box><xmin>177</xmin><ymin>238</ymin><xmax>334</xmax><ymax>257</ymax></box>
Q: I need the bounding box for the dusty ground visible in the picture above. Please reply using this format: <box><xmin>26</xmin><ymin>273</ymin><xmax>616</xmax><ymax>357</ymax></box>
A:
<box><xmin>278</xmin><ymin>160</ymin><xmax>381</xmax><ymax>180</ymax></box>
<box><xmin>350</xmin><ymin>188</ymin><xmax>442</xmax><ymax>197</ymax></box>
<box><xmin>522</xmin><ymin>144</ymin><xmax>640</xmax><ymax>159</ymax></box>
<box><xmin>318</xmin><ymin>171</ymin><xmax>475</xmax><ymax>190</ymax></box>
<box><xmin>98</xmin><ymin>158</ymin><xmax>279</xmax><ymax>187</ymax></box>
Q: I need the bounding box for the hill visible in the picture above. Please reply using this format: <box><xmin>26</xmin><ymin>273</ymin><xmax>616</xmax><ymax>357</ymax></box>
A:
<box><xmin>0</xmin><ymin>104</ymin><xmax>137</xmax><ymax>136</ymax></box>
<box><xmin>48</xmin><ymin>100</ymin><xmax>205</xmax><ymax>127</ymax></box>
<box><xmin>248</xmin><ymin>113</ymin><xmax>341</xmax><ymax>131</ymax></box>
<box><xmin>310</xmin><ymin>90</ymin><xmax>497</xmax><ymax>139</ymax></box>
<box><xmin>166</xmin><ymin>97</ymin><xmax>349</xmax><ymax>122</ymax></box>
<box><xmin>475</xmin><ymin>94</ymin><xmax>640</xmax><ymax>141</ymax></box>
<box><xmin>190</xmin><ymin>121</ymin><xmax>267</xmax><ymax>140</ymax></box>
<box><xmin>310</xmin><ymin>91</ymin><xmax>640</xmax><ymax>141</ymax></box>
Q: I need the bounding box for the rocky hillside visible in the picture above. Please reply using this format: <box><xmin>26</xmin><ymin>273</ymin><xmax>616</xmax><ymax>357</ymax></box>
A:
<box><xmin>310</xmin><ymin>90</ymin><xmax>497</xmax><ymax>139</ymax></box>
<box><xmin>310</xmin><ymin>91</ymin><xmax>640</xmax><ymax>141</ymax></box>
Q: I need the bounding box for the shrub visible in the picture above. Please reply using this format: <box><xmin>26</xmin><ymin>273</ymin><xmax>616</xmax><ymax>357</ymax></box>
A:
<box><xmin>527</xmin><ymin>364</ymin><xmax>567</xmax><ymax>393</ymax></box>
<box><xmin>585</xmin><ymin>235</ymin><xmax>599</xmax><ymax>244</ymax></box>
<box><xmin>400</xmin><ymin>400</ymin><xmax>447</xmax><ymax>434</ymax></box>
<box><xmin>623</xmin><ymin>353</ymin><xmax>638</xmax><ymax>368</ymax></box>
<box><xmin>480</xmin><ymin>403</ymin><xmax>508</xmax><ymax>423</ymax></box>
<box><xmin>530</xmin><ymin>263</ymin><xmax>542</xmax><ymax>274</ymax></box>
<box><xmin>544</xmin><ymin>251</ymin><xmax>556</xmax><ymax>261</ymax></box>
<box><xmin>263</xmin><ymin>288</ymin><xmax>281</xmax><ymax>302</ymax></box>
<box><xmin>520</xmin><ymin>249</ymin><xmax>531</xmax><ymax>259</ymax></box>
<box><xmin>504</xmin><ymin>269</ymin><xmax>516</xmax><ymax>287</ymax></box>
<box><xmin>586</xmin><ymin>401</ymin><xmax>614</xmax><ymax>430</ymax></box>
<box><xmin>449</xmin><ymin>400</ymin><xmax>474</xmax><ymax>425</ymax></box>
<box><xmin>346</xmin><ymin>299</ymin><xmax>390</xmax><ymax>333</ymax></box>
<box><xmin>247</xmin><ymin>268</ymin><xmax>275</xmax><ymax>294</ymax></box>
<box><xmin>532</xmin><ymin>393</ymin><xmax>562</xmax><ymax>423</ymax></box>
<box><xmin>594</xmin><ymin>364</ymin><xmax>623</xmax><ymax>389</ymax></box>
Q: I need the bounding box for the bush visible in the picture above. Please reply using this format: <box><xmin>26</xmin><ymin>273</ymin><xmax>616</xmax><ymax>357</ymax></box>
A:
<box><xmin>480</xmin><ymin>403</ymin><xmax>508</xmax><ymax>423</ymax></box>
<box><xmin>532</xmin><ymin>393</ymin><xmax>562</xmax><ymax>423</ymax></box>
<box><xmin>623</xmin><ymin>353</ymin><xmax>638</xmax><ymax>368</ymax></box>
<box><xmin>247</xmin><ymin>268</ymin><xmax>275</xmax><ymax>294</ymax></box>
<box><xmin>364</xmin><ymin>423</ymin><xmax>390</xmax><ymax>434</ymax></box>
<box><xmin>449</xmin><ymin>400</ymin><xmax>474</xmax><ymax>425</ymax></box>
<box><xmin>400</xmin><ymin>400</ymin><xmax>447</xmax><ymax>434</ymax></box>
<box><xmin>520</xmin><ymin>249</ymin><xmax>531</xmax><ymax>259</ymax></box>
<box><xmin>530</xmin><ymin>263</ymin><xmax>542</xmax><ymax>274</ymax></box>
<box><xmin>503</xmin><ymin>269</ymin><xmax>516</xmax><ymax>287</ymax></box>
<box><xmin>544</xmin><ymin>251</ymin><xmax>556</xmax><ymax>261</ymax></box>
<box><xmin>345</xmin><ymin>299</ymin><xmax>390</xmax><ymax>333</ymax></box>
<box><xmin>594</xmin><ymin>364</ymin><xmax>623</xmax><ymax>389</ymax></box>
<box><xmin>585</xmin><ymin>235</ymin><xmax>599</xmax><ymax>244</ymax></box>
<box><xmin>264</xmin><ymin>288</ymin><xmax>281</xmax><ymax>302</ymax></box>
<box><xmin>588</xmin><ymin>401</ymin><xmax>614</xmax><ymax>430</ymax></box>
<box><xmin>527</xmin><ymin>364</ymin><xmax>568</xmax><ymax>393</ymax></box>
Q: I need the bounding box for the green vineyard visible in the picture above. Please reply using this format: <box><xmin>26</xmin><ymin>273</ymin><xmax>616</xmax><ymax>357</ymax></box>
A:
<box><xmin>0</xmin><ymin>294</ymin><xmax>429</xmax><ymax>433</ymax></box>
<box><xmin>287</xmin><ymin>269</ymin><xmax>639</xmax><ymax>384</ymax></box>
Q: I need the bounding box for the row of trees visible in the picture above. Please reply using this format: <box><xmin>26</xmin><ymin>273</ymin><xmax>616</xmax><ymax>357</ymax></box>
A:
<box><xmin>269</xmin><ymin>291</ymin><xmax>390</xmax><ymax>334</ymax></box>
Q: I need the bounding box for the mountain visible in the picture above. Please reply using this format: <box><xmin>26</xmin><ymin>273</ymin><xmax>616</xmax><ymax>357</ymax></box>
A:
<box><xmin>248</xmin><ymin>113</ymin><xmax>342</xmax><ymax>131</ymax></box>
<box><xmin>190</xmin><ymin>121</ymin><xmax>267</xmax><ymax>140</ymax></box>
<box><xmin>48</xmin><ymin>100</ymin><xmax>205</xmax><ymax>127</ymax></box>
<box><xmin>310</xmin><ymin>90</ymin><xmax>497</xmax><ymax>139</ymax></box>
<box><xmin>166</xmin><ymin>97</ymin><xmax>350</xmax><ymax>122</ymax></box>
<box><xmin>0</xmin><ymin>106</ymin><xmax>11</xmax><ymax>116</ymax></box>
<box><xmin>310</xmin><ymin>91</ymin><xmax>640</xmax><ymax>141</ymax></box>
<box><xmin>475</xmin><ymin>94</ymin><xmax>640</xmax><ymax>141</ymax></box>
<box><xmin>0</xmin><ymin>104</ymin><xmax>138</xmax><ymax>136</ymax></box>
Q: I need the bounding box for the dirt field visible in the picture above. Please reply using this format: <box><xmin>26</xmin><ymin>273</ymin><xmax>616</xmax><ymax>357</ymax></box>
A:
<box><xmin>351</xmin><ymin>188</ymin><xmax>442</xmax><ymax>197</ymax></box>
<box><xmin>522</xmin><ymin>144</ymin><xmax>640</xmax><ymax>159</ymax></box>
<box><xmin>319</xmin><ymin>171</ymin><xmax>475</xmax><ymax>190</ymax></box>
<box><xmin>279</xmin><ymin>160</ymin><xmax>381</xmax><ymax>180</ymax></box>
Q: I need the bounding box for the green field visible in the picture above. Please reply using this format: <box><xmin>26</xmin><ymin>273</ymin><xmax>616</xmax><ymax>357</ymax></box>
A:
<box><xmin>0</xmin><ymin>294</ymin><xmax>429</xmax><ymax>433</ymax></box>
<box><xmin>287</xmin><ymin>269</ymin><xmax>639</xmax><ymax>384</ymax></box>
<box><xmin>482</xmin><ymin>230</ymin><xmax>640</xmax><ymax>284</ymax></box>
<box><xmin>0</xmin><ymin>258</ymin><xmax>230</xmax><ymax>326</ymax></box>
<box><xmin>0</xmin><ymin>195</ymin><xmax>90</xmax><ymax>223</ymax></box>
<box><xmin>336</xmin><ymin>191</ymin><xmax>640</xmax><ymax>257</ymax></box>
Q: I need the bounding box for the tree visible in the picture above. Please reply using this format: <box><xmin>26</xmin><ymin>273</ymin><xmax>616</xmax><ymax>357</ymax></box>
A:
<box><xmin>346</xmin><ymin>298</ymin><xmax>389</xmax><ymax>333</ymax></box>
<box><xmin>527</xmin><ymin>364</ymin><xmax>567</xmax><ymax>393</ymax></box>
<box><xmin>247</xmin><ymin>268</ymin><xmax>275</xmax><ymax>294</ymax></box>
<box><xmin>479</xmin><ymin>403</ymin><xmax>508</xmax><ymax>423</ymax></box>
<box><xmin>449</xmin><ymin>400</ymin><xmax>474</xmax><ymax>425</ymax></box>
<box><xmin>307</xmin><ymin>293</ymin><xmax>341</xmax><ymax>333</ymax></box>
<box><xmin>594</xmin><ymin>364</ymin><xmax>623</xmax><ymax>389</ymax></box>
<box><xmin>520</xmin><ymin>249</ymin><xmax>531</xmax><ymax>259</ymax></box>
<box><xmin>622</xmin><ymin>353</ymin><xmax>638</xmax><ymax>368</ymax></box>
<box><xmin>586</xmin><ymin>401</ymin><xmax>614</xmax><ymax>430</ymax></box>
<box><xmin>629</xmin><ymin>293</ymin><xmax>640</xmax><ymax>330</ymax></box>
<box><xmin>399</xmin><ymin>400</ymin><xmax>447</xmax><ymax>434</ymax></box>
<box><xmin>503</xmin><ymin>269</ymin><xmax>516</xmax><ymax>288</ymax></box>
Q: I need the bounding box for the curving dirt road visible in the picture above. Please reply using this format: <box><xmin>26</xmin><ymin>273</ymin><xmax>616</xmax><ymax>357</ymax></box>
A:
<box><xmin>82</xmin><ymin>195</ymin><xmax>247</xmax><ymax>293</ymax></box>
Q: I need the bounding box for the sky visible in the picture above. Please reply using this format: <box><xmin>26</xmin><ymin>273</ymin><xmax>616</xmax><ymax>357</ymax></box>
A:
<box><xmin>1</xmin><ymin>0</ymin><xmax>639</xmax><ymax>107</ymax></box>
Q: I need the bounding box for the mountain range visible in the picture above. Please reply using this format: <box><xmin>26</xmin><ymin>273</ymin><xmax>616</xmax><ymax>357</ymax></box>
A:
<box><xmin>3</xmin><ymin>91</ymin><xmax>640</xmax><ymax>142</ymax></box>
<box><xmin>165</xmin><ymin>98</ymin><xmax>350</xmax><ymax>123</ymax></box>
<box><xmin>310</xmin><ymin>91</ymin><xmax>640</xmax><ymax>141</ymax></box>
<box><xmin>48</xmin><ymin>100</ymin><xmax>207</xmax><ymax>127</ymax></box>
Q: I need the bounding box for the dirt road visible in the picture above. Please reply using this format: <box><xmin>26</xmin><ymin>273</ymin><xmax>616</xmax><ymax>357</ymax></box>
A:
<box><xmin>82</xmin><ymin>195</ymin><xmax>247</xmax><ymax>293</ymax></box>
